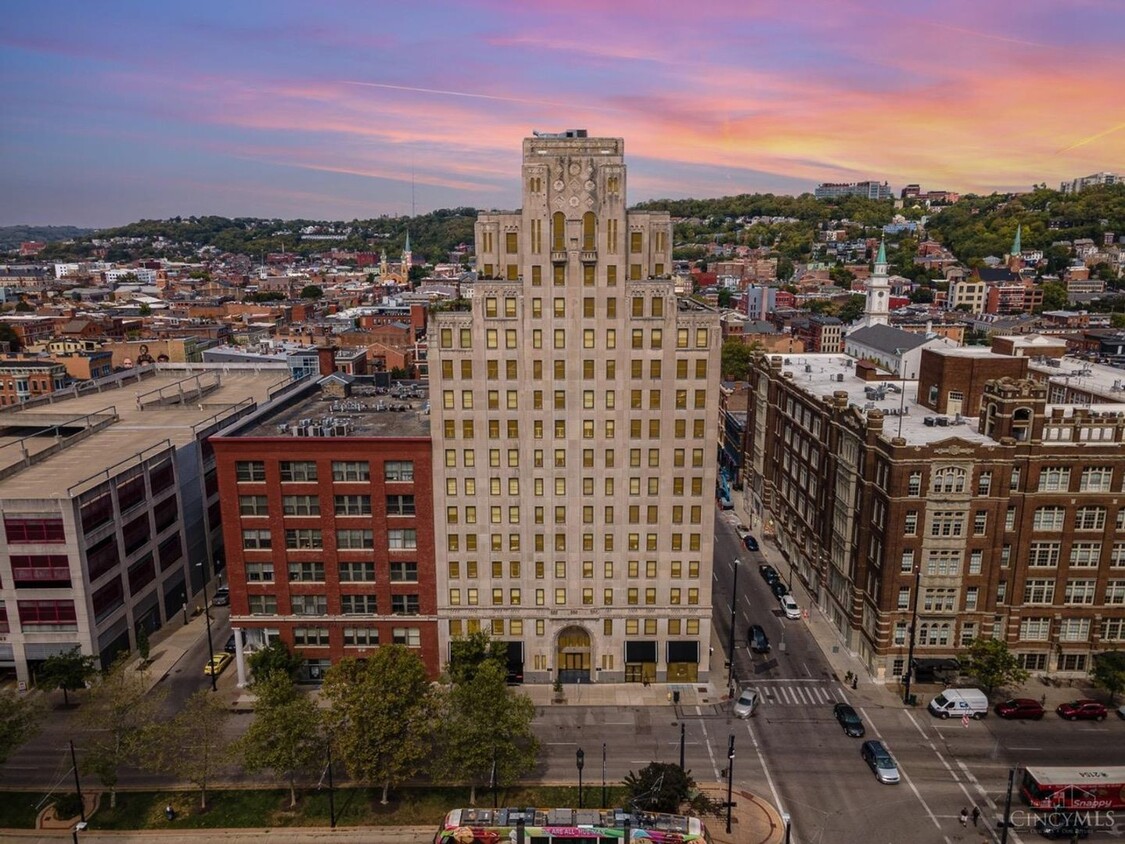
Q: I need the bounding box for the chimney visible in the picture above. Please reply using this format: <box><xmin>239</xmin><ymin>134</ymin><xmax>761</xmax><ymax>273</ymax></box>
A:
<box><xmin>317</xmin><ymin>346</ymin><xmax>337</xmax><ymax>377</ymax></box>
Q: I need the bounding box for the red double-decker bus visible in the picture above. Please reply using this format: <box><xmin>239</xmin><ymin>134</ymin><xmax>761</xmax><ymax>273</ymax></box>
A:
<box><xmin>1020</xmin><ymin>766</ymin><xmax>1125</xmax><ymax>811</ymax></box>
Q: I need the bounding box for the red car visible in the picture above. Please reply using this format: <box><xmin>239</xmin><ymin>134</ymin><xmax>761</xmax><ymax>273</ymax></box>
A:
<box><xmin>1055</xmin><ymin>700</ymin><xmax>1108</xmax><ymax>721</ymax></box>
<box><xmin>995</xmin><ymin>698</ymin><xmax>1045</xmax><ymax>720</ymax></box>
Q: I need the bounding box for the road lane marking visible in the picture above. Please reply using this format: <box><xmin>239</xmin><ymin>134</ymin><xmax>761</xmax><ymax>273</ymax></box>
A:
<box><xmin>861</xmin><ymin>709</ymin><xmax>945</xmax><ymax>835</ymax></box>
<box><xmin>742</xmin><ymin>717</ymin><xmax>791</xmax><ymax>844</ymax></box>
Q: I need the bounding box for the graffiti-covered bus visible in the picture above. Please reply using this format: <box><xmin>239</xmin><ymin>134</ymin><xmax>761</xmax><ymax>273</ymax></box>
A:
<box><xmin>434</xmin><ymin>807</ymin><xmax>711</xmax><ymax>844</ymax></box>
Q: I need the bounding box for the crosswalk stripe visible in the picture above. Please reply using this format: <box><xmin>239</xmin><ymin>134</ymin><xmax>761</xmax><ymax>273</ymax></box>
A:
<box><xmin>752</xmin><ymin>682</ymin><xmax>850</xmax><ymax>706</ymax></box>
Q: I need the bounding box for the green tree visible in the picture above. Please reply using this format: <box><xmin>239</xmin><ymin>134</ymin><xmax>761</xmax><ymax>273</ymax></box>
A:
<box><xmin>79</xmin><ymin>655</ymin><xmax>166</xmax><ymax>808</ymax></box>
<box><xmin>136</xmin><ymin>628</ymin><xmax>150</xmax><ymax>664</ymax></box>
<box><xmin>0</xmin><ymin>691</ymin><xmax>42</xmax><ymax>765</ymax></box>
<box><xmin>438</xmin><ymin>660</ymin><xmax>538</xmax><ymax>804</ymax></box>
<box><xmin>622</xmin><ymin>762</ymin><xmax>721</xmax><ymax>816</ymax></box>
<box><xmin>716</xmin><ymin>287</ymin><xmax>733</xmax><ymax>308</ymax></box>
<box><xmin>236</xmin><ymin>672</ymin><xmax>323</xmax><ymax>808</ymax></box>
<box><xmin>1091</xmin><ymin>650</ymin><xmax>1125</xmax><ymax>705</ymax></box>
<box><xmin>446</xmin><ymin>631</ymin><xmax>507</xmax><ymax>686</ymax></box>
<box><xmin>138</xmin><ymin>302</ymin><xmax>152</xmax><ymax>316</ymax></box>
<box><xmin>1111</xmin><ymin>313</ymin><xmax>1125</xmax><ymax>329</ymax></box>
<box><xmin>775</xmin><ymin>256</ymin><xmax>794</xmax><ymax>282</ymax></box>
<box><xmin>963</xmin><ymin>637</ymin><xmax>1029</xmax><ymax>697</ymax></box>
<box><xmin>14</xmin><ymin>300</ymin><xmax>32</xmax><ymax>312</ymax></box>
<box><xmin>909</xmin><ymin>287</ymin><xmax>934</xmax><ymax>304</ymax></box>
<box><xmin>322</xmin><ymin>647</ymin><xmax>437</xmax><ymax>804</ymax></box>
<box><xmin>154</xmin><ymin>689</ymin><xmax>231</xmax><ymax>810</ymax></box>
<box><xmin>39</xmin><ymin>647</ymin><xmax>97</xmax><ymax>707</ymax></box>
<box><xmin>248</xmin><ymin>640</ymin><xmax>303</xmax><ymax>685</ymax></box>
<box><xmin>300</xmin><ymin>284</ymin><xmax>324</xmax><ymax>300</ymax></box>
<box><xmin>836</xmin><ymin>295</ymin><xmax>866</xmax><ymax>324</ymax></box>
<box><xmin>0</xmin><ymin>323</ymin><xmax>22</xmax><ymax>351</ymax></box>
<box><xmin>1037</xmin><ymin>282</ymin><xmax>1068</xmax><ymax>313</ymax></box>
<box><xmin>720</xmin><ymin>338</ymin><xmax>754</xmax><ymax>381</ymax></box>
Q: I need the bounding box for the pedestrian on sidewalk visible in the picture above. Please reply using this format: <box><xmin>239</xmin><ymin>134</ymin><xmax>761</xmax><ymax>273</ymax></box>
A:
<box><xmin>959</xmin><ymin>808</ymin><xmax>969</xmax><ymax>827</ymax></box>
<box><xmin>971</xmin><ymin>806</ymin><xmax>980</xmax><ymax>827</ymax></box>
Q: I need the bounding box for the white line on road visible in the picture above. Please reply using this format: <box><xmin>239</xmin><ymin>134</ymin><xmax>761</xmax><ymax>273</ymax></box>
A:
<box><xmin>742</xmin><ymin>718</ymin><xmax>792</xmax><ymax>844</ymax></box>
<box><xmin>802</xmin><ymin>661</ymin><xmax>812</xmax><ymax>678</ymax></box>
<box><xmin>861</xmin><ymin>709</ymin><xmax>945</xmax><ymax>836</ymax></box>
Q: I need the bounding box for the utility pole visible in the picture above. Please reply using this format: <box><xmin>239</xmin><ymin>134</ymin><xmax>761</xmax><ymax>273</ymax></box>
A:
<box><xmin>902</xmin><ymin>565</ymin><xmax>921</xmax><ymax>705</ymax></box>
<box><xmin>576</xmin><ymin>748</ymin><xmax>585</xmax><ymax>808</ymax></box>
<box><xmin>326</xmin><ymin>740</ymin><xmax>336</xmax><ymax>829</ymax></box>
<box><xmin>69</xmin><ymin>740</ymin><xmax>85</xmax><ymax>823</ymax></box>
<box><xmin>1000</xmin><ymin>767</ymin><xmax>1015</xmax><ymax>844</ymax></box>
<box><xmin>725</xmin><ymin>734</ymin><xmax>735</xmax><ymax>834</ymax></box>
<box><xmin>727</xmin><ymin>560</ymin><xmax>740</xmax><ymax>691</ymax></box>
<box><xmin>601</xmin><ymin>743</ymin><xmax>607</xmax><ymax>807</ymax></box>
<box><xmin>679</xmin><ymin>722</ymin><xmax>686</xmax><ymax>771</ymax></box>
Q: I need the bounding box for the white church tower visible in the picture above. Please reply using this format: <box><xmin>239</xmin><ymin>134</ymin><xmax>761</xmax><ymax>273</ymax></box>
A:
<box><xmin>850</xmin><ymin>240</ymin><xmax>890</xmax><ymax>331</ymax></box>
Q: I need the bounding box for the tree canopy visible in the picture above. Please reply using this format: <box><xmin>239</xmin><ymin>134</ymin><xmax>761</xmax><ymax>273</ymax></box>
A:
<box><xmin>720</xmin><ymin>338</ymin><xmax>754</xmax><ymax>381</ymax></box>
<box><xmin>322</xmin><ymin>647</ymin><xmax>438</xmax><ymax>804</ymax></box>
<box><xmin>236</xmin><ymin>672</ymin><xmax>323</xmax><ymax>807</ymax></box>
<box><xmin>79</xmin><ymin>655</ymin><xmax>166</xmax><ymax>808</ymax></box>
<box><xmin>0</xmin><ymin>691</ymin><xmax>41</xmax><ymax>765</ymax></box>
<box><xmin>154</xmin><ymin>689</ymin><xmax>231</xmax><ymax>810</ymax></box>
<box><xmin>446</xmin><ymin>631</ymin><xmax>508</xmax><ymax>686</ymax></box>
<box><xmin>437</xmin><ymin>660</ymin><xmax>539</xmax><ymax>804</ymax></box>
<box><xmin>248</xmin><ymin>640</ymin><xmax>303</xmax><ymax>685</ymax></box>
<box><xmin>962</xmin><ymin>637</ymin><xmax>1029</xmax><ymax>697</ymax></box>
<box><xmin>1091</xmin><ymin>650</ymin><xmax>1125</xmax><ymax>705</ymax></box>
<box><xmin>39</xmin><ymin>647</ymin><xmax>98</xmax><ymax>707</ymax></box>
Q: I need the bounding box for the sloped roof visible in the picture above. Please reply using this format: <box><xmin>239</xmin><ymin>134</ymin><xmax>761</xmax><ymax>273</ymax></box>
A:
<box><xmin>848</xmin><ymin>324</ymin><xmax>929</xmax><ymax>355</ymax></box>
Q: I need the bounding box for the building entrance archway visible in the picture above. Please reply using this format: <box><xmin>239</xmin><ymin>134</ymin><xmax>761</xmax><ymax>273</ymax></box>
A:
<box><xmin>556</xmin><ymin>625</ymin><xmax>592</xmax><ymax>684</ymax></box>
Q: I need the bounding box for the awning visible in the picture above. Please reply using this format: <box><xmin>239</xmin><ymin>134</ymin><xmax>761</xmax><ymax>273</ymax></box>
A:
<box><xmin>666</xmin><ymin>641</ymin><xmax>700</xmax><ymax>663</ymax></box>
<box><xmin>624</xmin><ymin>641</ymin><xmax>658</xmax><ymax>663</ymax></box>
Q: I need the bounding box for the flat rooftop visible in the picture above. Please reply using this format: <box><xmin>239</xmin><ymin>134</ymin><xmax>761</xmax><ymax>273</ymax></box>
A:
<box><xmin>0</xmin><ymin>367</ymin><xmax>284</xmax><ymax>499</ymax></box>
<box><xmin>1029</xmin><ymin>355</ymin><xmax>1125</xmax><ymax>402</ymax></box>
<box><xmin>775</xmin><ymin>354</ymin><xmax>993</xmax><ymax>446</ymax></box>
<box><xmin>231</xmin><ymin>382</ymin><xmax>431</xmax><ymax>439</ymax></box>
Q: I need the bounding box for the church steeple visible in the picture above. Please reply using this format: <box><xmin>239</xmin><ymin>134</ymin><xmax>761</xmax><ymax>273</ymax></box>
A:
<box><xmin>1011</xmin><ymin>223</ymin><xmax>1022</xmax><ymax>257</ymax></box>
<box><xmin>850</xmin><ymin>238</ymin><xmax>890</xmax><ymax>330</ymax></box>
<box><xmin>1007</xmin><ymin>224</ymin><xmax>1024</xmax><ymax>272</ymax></box>
<box><xmin>402</xmin><ymin>231</ymin><xmax>413</xmax><ymax>279</ymax></box>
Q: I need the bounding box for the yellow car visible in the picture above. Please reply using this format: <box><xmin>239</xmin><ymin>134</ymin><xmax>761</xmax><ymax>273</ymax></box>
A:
<box><xmin>203</xmin><ymin>653</ymin><xmax>232</xmax><ymax>676</ymax></box>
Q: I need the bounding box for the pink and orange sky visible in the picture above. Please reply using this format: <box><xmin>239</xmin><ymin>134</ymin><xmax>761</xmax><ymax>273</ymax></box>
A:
<box><xmin>2</xmin><ymin>0</ymin><xmax>1123</xmax><ymax>227</ymax></box>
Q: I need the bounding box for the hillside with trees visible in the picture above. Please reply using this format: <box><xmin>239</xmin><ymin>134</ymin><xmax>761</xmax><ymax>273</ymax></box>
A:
<box><xmin>0</xmin><ymin>225</ymin><xmax>94</xmax><ymax>250</ymax></box>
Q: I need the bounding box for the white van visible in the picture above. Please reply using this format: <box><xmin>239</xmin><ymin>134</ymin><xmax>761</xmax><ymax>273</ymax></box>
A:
<box><xmin>928</xmin><ymin>688</ymin><xmax>989</xmax><ymax>719</ymax></box>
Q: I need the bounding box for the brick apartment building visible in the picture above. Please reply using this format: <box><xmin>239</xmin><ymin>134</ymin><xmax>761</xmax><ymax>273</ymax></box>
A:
<box><xmin>0</xmin><ymin>359</ymin><xmax>68</xmax><ymax>407</ymax></box>
<box><xmin>211</xmin><ymin>369</ymin><xmax>438</xmax><ymax>683</ymax></box>
<box><xmin>742</xmin><ymin>344</ymin><xmax>1125</xmax><ymax>684</ymax></box>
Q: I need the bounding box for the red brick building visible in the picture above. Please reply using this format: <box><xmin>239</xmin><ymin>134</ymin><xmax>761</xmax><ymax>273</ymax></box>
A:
<box><xmin>211</xmin><ymin>376</ymin><xmax>437</xmax><ymax>683</ymax></box>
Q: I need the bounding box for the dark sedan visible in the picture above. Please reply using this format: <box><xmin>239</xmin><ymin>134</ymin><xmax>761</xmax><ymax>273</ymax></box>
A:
<box><xmin>994</xmin><ymin>698</ymin><xmax>1045</xmax><ymax>720</ymax></box>
<box><xmin>833</xmin><ymin>702</ymin><xmax>865</xmax><ymax>737</ymax></box>
<box><xmin>759</xmin><ymin>564</ymin><xmax>779</xmax><ymax>585</ymax></box>
<box><xmin>743</xmin><ymin>534</ymin><xmax>760</xmax><ymax>552</ymax></box>
<box><xmin>770</xmin><ymin>580</ymin><xmax>789</xmax><ymax>600</ymax></box>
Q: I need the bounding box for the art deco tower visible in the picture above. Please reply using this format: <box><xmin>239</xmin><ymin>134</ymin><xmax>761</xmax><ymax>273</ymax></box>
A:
<box><xmin>428</xmin><ymin>131</ymin><xmax>721</xmax><ymax>685</ymax></box>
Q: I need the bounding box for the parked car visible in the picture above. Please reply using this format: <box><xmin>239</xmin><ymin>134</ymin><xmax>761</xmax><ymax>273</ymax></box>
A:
<box><xmin>994</xmin><ymin>698</ymin><xmax>1045</xmax><ymax>720</ymax></box>
<box><xmin>759</xmin><ymin>564</ymin><xmax>780</xmax><ymax>585</ymax></box>
<box><xmin>833</xmin><ymin>702</ymin><xmax>865</xmax><ymax>737</ymax></box>
<box><xmin>211</xmin><ymin>586</ymin><xmax>230</xmax><ymax>606</ymax></box>
<box><xmin>860</xmin><ymin>740</ymin><xmax>900</xmax><ymax>784</ymax></box>
<box><xmin>747</xmin><ymin>624</ymin><xmax>770</xmax><ymax>653</ymax></box>
<box><xmin>743</xmin><ymin>534</ymin><xmax>760</xmax><ymax>552</ymax></box>
<box><xmin>779</xmin><ymin>594</ymin><xmax>801</xmax><ymax>619</ymax></box>
<box><xmin>1055</xmin><ymin>700</ymin><xmax>1107</xmax><ymax>721</ymax></box>
<box><xmin>928</xmin><ymin>688</ymin><xmax>989</xmax><ymax>719</ymax></box>
<box><xmin>733</xmin><ymin>688</ymin><xmax>760</xmax><ymax>719</ymax></box>
<box><xmin>1035</xmin><ymin>814</ymin><xmax>1090</xmax><ymax>840</ymax></box>
<box><xmin>203</xmin><ymin>653</ymin><xmax>232</xmax><ymax>677</ymax></box>
<box><xmin>735</xmin><ymin>523</ymin><xmax>749</xmax><ymax>535</ymax></box>
<box><xmin>770</xmin><ymin>580</ymin><xmax>789</xmax><ymax>600</ymax></box>
<box><xmin>223</xmin><ymin>632</ymin><xmax>245</xmax><ymax>654</ymax></box>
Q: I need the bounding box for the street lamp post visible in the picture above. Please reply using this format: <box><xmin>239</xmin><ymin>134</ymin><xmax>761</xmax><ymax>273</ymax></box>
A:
<box><xmin>901</xmin><ymin>565</ymin><xmax>921</xmax><ymax>706</ymax></box>
<box><xmin>601</xmin><ymin>743</ymin><xmax>607</xmax><ymax>807</ymax></box>
<box><xmin>576</xmin><ymin>748</ymin><xmax>585</xmax><ymax>808</ymax></box>
<box><xmin>200</xmin><ymin>577</ymin><xmax>217</xmax><ymax>693</ymax></box>
<box><xmin>725</xmin><ymin>734</ymin><xmax>735</xmax><ymax>834</ymax></box>
<box><xmin>69</xmin><ymin>739</ymin><xmax>86</xmax><ymax>823</ymax></box>
<box><xmin>727</xmin><ymin>559</ymin><xmax>740</xmax><ymax>691</ymax></box>
<box><xmin>71</xmin><ymin>821</ymin><xmax>87</xmax><ymax>844</ymax></box>
<box><xmin>781</xmin><ymin>812</ymin><xmax>791</xmax><ymax>844</ymax></box>
<box><xmin>679</xmin><ymin>722</ymin><xmax>685</xmax><ymax>771</ymax></box>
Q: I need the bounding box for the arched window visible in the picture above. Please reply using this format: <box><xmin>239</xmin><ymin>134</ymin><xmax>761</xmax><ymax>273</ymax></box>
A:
<box><xmin>1012</xmin><ymin>407</ymin><xmax>1032</xmax><ymax>442</ymax></box>
<box><xmin>932</xmin><ymin>466</ymin><xmax>966</xmax><ymax>494</ymax></box>
<box><xmin>551</xmin><ymin>212</ymin><xmax>566</xmax><ymax>252</ymax></box>
<box><xmin>582</xmin><ymin>212</ymin><xmax>596</xmax><ymax>251</ymax></box>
